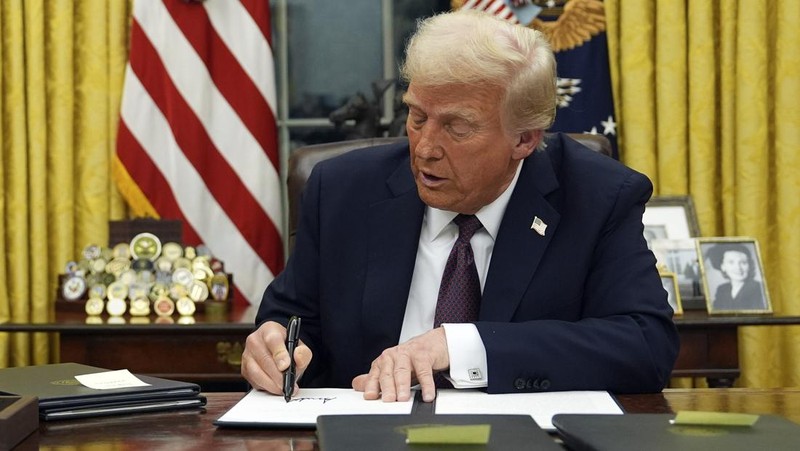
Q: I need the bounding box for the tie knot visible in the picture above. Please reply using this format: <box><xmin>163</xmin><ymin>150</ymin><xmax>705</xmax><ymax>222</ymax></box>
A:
<box><xmin>453</xmin><ymin>214</ymin><xmax>482</xmax><ymax>242</ymax></box>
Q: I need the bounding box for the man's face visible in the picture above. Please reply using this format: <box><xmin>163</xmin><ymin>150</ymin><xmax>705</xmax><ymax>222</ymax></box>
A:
<box><xmin>720</xmin><ymin>250</ymin><xmax>750</xmax><ymax>281</ymax></box>
<box><xmin>404</xmin><ymin>83</ymin><xmax>538</xmax><ymax>214</ymax></box>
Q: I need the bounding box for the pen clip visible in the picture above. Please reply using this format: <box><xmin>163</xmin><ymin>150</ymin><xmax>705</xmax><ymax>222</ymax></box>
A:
<box><xmin>283</xmin><ymin>316</ymin><xmax>301</xmax><ymax>402</ymax></box>
<box><xmin>286</xmin><ymin>316</ymin><xmax>301</xmax><ymax>345</ymax></box>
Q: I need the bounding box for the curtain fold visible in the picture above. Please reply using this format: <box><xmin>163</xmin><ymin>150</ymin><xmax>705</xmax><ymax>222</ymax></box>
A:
<box><xmin>1</xmin><ymin>0</ymin><xmax>35</xmax><ymax>366</ymax></box>
<box><xmin>608</xmin><ymin>0</ymin><xmax>800</xmax><ymax>387</ymax></box>
<box><xmin>24</xmin><ymin>0</ymin><xmax>50</xmax><ymax>365</ymax></box>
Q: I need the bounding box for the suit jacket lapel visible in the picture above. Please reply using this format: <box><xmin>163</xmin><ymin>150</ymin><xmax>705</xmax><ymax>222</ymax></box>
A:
<box><xmin>481</xmin><ymin>148</ymin><xmax>561</xmax><ymax>321</ymax></box>
<box><xmin>362</xmin><ymin>158</ymin><xmax>425</xmax><ymax>359</ymax></box>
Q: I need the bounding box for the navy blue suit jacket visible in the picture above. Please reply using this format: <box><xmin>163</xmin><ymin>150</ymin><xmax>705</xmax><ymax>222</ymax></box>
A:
<box><xmin>257</xmin><ymin>133</ymin><xmax>679</xmax><ymax>394</ymax></box>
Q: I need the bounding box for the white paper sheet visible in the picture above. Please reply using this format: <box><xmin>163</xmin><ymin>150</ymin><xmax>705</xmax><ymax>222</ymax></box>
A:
<box><xmin>434</xmin><ymin>389</ymin><xmax>623</xmax><ymax>430</ymax></box>
<box><xmin>216</xmin><ymin>388</ymin><xmax>415</xmax><ymax>426</ymax></box>
<box><xmin>75</xmin><ymin>369</ymin><xmax>151</xmax><ymax>390</ymax></box>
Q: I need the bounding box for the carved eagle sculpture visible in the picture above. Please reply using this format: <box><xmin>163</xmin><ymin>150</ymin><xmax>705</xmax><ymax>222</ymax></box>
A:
<box><xmin>450</xmin><ymin>0</ymin><xmax>606</xmax><ymax>53</ymax></box>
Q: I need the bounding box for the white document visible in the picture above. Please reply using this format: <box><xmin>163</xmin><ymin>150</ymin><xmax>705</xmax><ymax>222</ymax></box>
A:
<box><xmin>75</xmin><ymin>369</ymin><xmax>151</xmax><ymax>390</ymax></box>
<box><xmin>435</xmin><ymin>389</ymin><xmax>622</xmax><ymax>430</ymax></box>
<box><xmin>216</xmin><ymin>388</ymin><xmax>415</xmax><ymax>427</ymax></box>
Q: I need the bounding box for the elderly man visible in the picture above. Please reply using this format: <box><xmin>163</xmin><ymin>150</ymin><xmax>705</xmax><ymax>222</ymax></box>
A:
<box><xmin>242</xmin><ymin>9</ymin><xmax>679</xmax><ymax>403</ymax></box>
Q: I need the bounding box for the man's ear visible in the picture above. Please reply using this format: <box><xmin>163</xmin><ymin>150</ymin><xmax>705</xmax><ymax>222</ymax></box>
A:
<box><xmin>512</xmin><ymin>130</ymin><xmax>543</xmax><ymax>160</ymax></box>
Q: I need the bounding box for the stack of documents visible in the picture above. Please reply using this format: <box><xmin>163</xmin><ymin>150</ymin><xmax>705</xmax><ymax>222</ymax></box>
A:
<box><xmin>0</xmin><ymin>363</ymin><xmax>206</xmax><ymax>420</ymax></box>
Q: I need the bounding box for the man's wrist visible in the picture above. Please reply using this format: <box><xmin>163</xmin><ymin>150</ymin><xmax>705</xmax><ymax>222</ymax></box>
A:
<box><xmin>441</xmin><ymin>323</ymin><xmax>488</xmax><ymax>387</ymax></box>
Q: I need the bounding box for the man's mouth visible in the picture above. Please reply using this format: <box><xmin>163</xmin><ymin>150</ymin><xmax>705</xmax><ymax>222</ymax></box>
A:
<box><xmin>419</xmin><ymin>171</ymin><xmax>445</xmax><ymax>186</ymax></box>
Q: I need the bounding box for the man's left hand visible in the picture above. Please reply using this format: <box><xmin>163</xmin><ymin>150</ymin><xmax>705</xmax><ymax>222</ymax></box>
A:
<box><xmin>351</xmin><ymin>327</ymin><xmax>449</xmax><ymax>403</ymax></box>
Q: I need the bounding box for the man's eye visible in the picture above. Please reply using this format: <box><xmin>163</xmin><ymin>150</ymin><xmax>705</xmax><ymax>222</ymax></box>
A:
<box><xmin>446</xmin><ymin>122</ymin><xmax>472</xmax><ymax>138</ymax></box>
<box><xmin>408</xmin><ymin>115</ymin><xmax>426</xmax><ymax>127</ymax></box>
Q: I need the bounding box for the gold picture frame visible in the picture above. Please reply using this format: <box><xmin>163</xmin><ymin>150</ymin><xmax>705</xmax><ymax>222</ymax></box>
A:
<box><xmin>659</xmin><ymin>271</ymin><xmax>683</xmax><ymax>316</ymax></box>
<box><xmin>696</xmin><ymin>237</ymin><xmax>772</xmax><ymax>315</ymax></box>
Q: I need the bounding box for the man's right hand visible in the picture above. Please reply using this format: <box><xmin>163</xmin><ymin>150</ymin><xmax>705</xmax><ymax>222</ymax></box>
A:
<box><xmin>241</xmin><ymin>320</ymin><xmax>313</xmax><ymax>396</ymax></box>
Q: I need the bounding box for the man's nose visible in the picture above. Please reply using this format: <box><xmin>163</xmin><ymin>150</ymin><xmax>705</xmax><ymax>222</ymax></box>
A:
<box><xmin>414</xmin><ymin>123</ymin><xmax>443</xmax><ymax>159</ymax></box>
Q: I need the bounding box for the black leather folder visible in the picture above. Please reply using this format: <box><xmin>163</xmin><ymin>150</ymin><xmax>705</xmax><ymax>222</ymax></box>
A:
<box><xmin>552</xmin><ymin>413</ymin><xmax>800</xmax><ymax>451</ymax></box>
<box><xmin>0</xmin><ymin>362</ymin><xmax>206</xmax><ymax>420</ymax></box>
<box><xmin>317</xmin><ymin>414</ymin><xmax>562</xmax><ymax>450</ymax></box>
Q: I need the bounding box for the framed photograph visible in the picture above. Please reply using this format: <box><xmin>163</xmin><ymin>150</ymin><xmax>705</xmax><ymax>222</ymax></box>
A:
<box><xmin>696</xmin><ymin>237</ymin><xmax>771</xmax><ymax>315</ymax></box>
<box><xmin>642</xmin><ymin>196</ymin><xmax>700</xmax><ymax>249</ymax></box>
<box><xmin>650</xmin><ymin>238</ymin><xmax>704</xmax><ymax>306</ymax></box>
<box><xmin>660</xmin><ymin>272</ymin><xmax>683</xmax><ymax>316</ymax></box>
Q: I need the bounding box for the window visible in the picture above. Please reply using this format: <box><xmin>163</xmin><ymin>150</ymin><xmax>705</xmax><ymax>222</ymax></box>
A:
<box><xmin>271</xmin><ymin>0</ymin><xmax>450</xmax><ymax>155</ymax></box>
<box><xmin>270</xmin><ymin>1</ymin><xmax>449</xmax><ymax>243</ymax></box>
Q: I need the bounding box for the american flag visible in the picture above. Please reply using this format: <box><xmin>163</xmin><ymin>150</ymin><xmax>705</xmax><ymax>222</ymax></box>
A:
<box><xmin>460</xmin><ymin>0</ymin><xmax>521</xmax><ymax>23</ymax></box>
<box><xmin>114</xmin><ymin>0</ymin><xmax>283</xmax><ymax>306</ymax></box>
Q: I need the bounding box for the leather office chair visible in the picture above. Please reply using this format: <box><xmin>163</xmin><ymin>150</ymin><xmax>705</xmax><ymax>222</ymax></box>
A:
<box><xmin>286</xmin><ymin>133</ymin><xmax>612</xmax><ymax>249</ymax></box>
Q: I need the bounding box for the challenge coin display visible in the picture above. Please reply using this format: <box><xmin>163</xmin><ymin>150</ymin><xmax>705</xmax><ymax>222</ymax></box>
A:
<box><xmin>161</xmin><ymin>242</ymin><xmax>183</xmax><ymax>261</ymax></box>
<box><xmin>187</xmin><ymin>280</ymin><xmax>209</xmax><ymax>303</ymax></box>
<box><xmin>61</xmin><ymin>275</ymin><xmax>87</xmax><ymax>301</ymax></box>
<box><xmin>130</xmin><ymin>232</ymin><xmax>162</xmax><ymax>261</ymax></box>
<box><xmin>129</xmin><ymin>297</ymin><xmax>151</xmax><ymax>316</ymax></box>
<box><xmin>107</xmin><ymin>281</ymin><xmax>129</xmax><ymax>302</ymax></box>
<box><xmin>105</xmin><ymin>258</ymin><xmax>131</xmax><ymax>277</ymax></box>
<box><xmin>58</xmin><ymin>231</ymin><xmax>232</xmax><ymax>319</ymax></box>
<box><xmin>82</xmin><ymin>244</ymin><xmax>101</xmax><ymax>260</ymax></box>
<box><xmin>176</xmin><ymin>297</ymin><xmax>196</xmax><ymax>316</ymax></box>
<box><xmin>88</xmin><ymin>284</ymin><xmax>107</xmax><ymax>300</ymax></box>
<box><xmin>172</xmin><ymin>268</ymin><xmax>194</xmax><ymax>287</ymax></box>
<box><xmin>106</xmin><ymin>297</ymin><xmax>127</xmax><ymax>316</ymax></box>
<box><xmin>154</xmin><ymin>296</ymin><xmax>175</xmax><ymax>317</ymax></box>
<box><xmin>85</xmin><ymin>297</ymin><xmax>105</xmax><ymax>316</ymax></box>
<box><xmin>210</xmin><ymin>273</ymin><xmax>230</xmax><ymax>301</ymax></box>
<box><xmin>112</xmin><ymin>242</ymin><xmax>131</xmax><ymax>259</ymax></box>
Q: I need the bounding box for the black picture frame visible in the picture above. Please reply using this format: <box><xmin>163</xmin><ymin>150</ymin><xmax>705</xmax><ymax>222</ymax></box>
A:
<box><xmin>696</xmin><ymin>237</ymin><xmax>772</xmax><ymax>315</ymax></box>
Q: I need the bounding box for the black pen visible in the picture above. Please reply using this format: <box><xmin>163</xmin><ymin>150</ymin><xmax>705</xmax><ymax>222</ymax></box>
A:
<box><xmin>283</xmin><ymin>316</ymin><xmax>301</xmax><ymax>402</ymax></box>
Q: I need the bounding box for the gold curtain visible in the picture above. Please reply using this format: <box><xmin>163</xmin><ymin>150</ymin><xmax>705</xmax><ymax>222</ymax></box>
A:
<box><xmin>607</xmin><ymin>0</ymin><xmax>800</xmax><ymax>387</ymax></box>
<box><xmin>0</xmin><ymin>0</ymin><xmax>132</xmax><ymax>367</ymax></box>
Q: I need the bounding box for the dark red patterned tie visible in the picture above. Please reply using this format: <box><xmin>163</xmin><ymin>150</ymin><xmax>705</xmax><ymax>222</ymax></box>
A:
<box><xmin>434</xmin><ymin>214</ymin><xmax>483</xmax><ymax>327</ymax></box>
<box><xmin>433</xmin><ymin>214</ymin><xmax>483</xmax><ymax>388</ymax></box>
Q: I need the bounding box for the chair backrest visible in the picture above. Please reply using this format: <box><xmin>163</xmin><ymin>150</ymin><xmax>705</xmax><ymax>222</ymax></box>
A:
<box><xmin>286</xmin><ymin>133</ymin><xmax>612</xmax><ymax>249</ymax></box>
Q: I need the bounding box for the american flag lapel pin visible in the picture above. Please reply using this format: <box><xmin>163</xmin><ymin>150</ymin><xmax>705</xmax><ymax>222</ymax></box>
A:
<box><xmin>531</xmin><ymin>216</ymin><xmax>547</xmax><ymax>236</ymax></box>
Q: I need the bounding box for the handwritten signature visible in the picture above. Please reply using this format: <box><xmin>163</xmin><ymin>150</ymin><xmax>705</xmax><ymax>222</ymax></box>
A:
<box><xmin>289</xmin><ymin>397</ymin><xmax>337</xmax><ymax>404</ymax></box>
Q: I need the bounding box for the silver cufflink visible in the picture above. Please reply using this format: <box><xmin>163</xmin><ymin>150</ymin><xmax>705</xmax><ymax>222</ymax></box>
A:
<box><xmin>468</xmin><ymin>368</ymin><xmax>483</xmax><ymax>381</ymax></box>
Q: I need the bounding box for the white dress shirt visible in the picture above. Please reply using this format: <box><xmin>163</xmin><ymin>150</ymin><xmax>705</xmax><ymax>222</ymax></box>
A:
<box><xmin>398</xmin><ymin>162</ymin><xmax>522</xmax><ymax>387</ymax></box>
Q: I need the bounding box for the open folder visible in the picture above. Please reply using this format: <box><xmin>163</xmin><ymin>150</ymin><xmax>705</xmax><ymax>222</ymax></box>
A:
<box><xmin>0</xmin><ymin>363</ymin><xmax>206</xmax><ymax>420</ymax></box>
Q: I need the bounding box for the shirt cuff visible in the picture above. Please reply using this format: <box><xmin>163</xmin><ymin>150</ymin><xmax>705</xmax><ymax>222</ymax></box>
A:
<box><xmin>441</xmin><ymin>323</ymin><xmax>488</xmax><ymax>388</ymax></box>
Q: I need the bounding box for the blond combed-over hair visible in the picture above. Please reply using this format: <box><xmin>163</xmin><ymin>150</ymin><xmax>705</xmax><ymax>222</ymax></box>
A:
<box><xmin>400</xmin><ymin>9</ymin><xmax>557</xmax><ymax>137</ymax></box>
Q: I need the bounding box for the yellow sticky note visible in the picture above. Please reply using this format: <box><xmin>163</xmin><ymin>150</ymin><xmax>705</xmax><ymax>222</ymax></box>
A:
<box><xmin>672</xmin><ymin>411</ymin><xmax>759</xmax><ymax>427</ymax></box>
<box><xmin>405</xmin><ymin>424</ymin><xmax>491</xmax><ymax>445</ymax></box>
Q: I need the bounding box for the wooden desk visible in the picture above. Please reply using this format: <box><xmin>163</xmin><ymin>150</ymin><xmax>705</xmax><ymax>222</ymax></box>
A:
<box><xmin>672</xmin><ymin>311</ymin><xmax>800</xmax><ymax>387</ymax></box>
<box><xmin>20</xmin><ymin>388</ymin><xmax>800</xmax><ymax>450</ymax></box>
<box><xmin>1</xmin><ymin>304</ymin><xmax>257</xmax><ymax>391</ymax></box>
<box><xmin>3</xmin><ymin>309</ymin><xmax>800</xmax><ymax>390</ymax></box>
<box><xmin>619</xmin><ymin>388</ymin><xmax>800</xmax><ymax>423</ymax></box>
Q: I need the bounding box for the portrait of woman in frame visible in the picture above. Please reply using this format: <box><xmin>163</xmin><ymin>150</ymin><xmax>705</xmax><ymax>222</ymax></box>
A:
<box><xmin>697</xmin><ymin>238</ymin><xmax>772</xmax><ymax>314</ymax></box>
